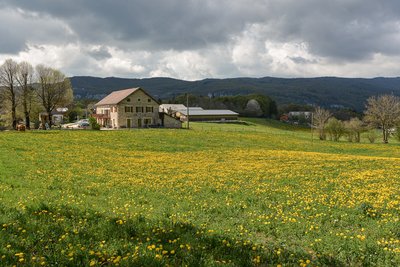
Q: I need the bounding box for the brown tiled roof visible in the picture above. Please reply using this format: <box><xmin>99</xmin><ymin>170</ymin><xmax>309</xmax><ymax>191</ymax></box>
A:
<box><xmin>95</xmin><ymin>88</ymin><xmax>139</xmax><ymax>106</ymax></box>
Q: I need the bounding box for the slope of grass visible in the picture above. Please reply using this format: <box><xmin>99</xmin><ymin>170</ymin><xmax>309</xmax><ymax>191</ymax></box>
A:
<box><xmin>0</xmin><ymin>121</ymin><xmax>399</xmax><ymax>266</ymax></box>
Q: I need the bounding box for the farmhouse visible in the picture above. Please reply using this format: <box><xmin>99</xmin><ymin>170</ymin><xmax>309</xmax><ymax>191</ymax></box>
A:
<box><xmin>93</xmin><ymin>88</ymin><xmax>181</xmax><ymax>129</ymax></box>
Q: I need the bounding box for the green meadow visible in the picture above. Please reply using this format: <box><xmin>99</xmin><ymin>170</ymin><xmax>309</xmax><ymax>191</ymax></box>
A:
<box><xmin>0</xmin><ymin>119</ymin><xmax>399</xmax><ymax>266</ymax></box>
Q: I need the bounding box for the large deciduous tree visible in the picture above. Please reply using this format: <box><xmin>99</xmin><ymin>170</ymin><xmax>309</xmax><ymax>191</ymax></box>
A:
<box><xmin>36</xmin><ymin>65</ymin><xmax>73</xmax><ymax>126</ymax></box>
<box><xmin>344</xmin><ymin>117</ymin><xmax>365</xmax><ymax>142</ymax></box>
<box><xmin>364</xmin><ymin>94</ymin><xmax>400</xmax><ymax>143</ymax></box>
<box><xmin>313</xmin><ymin>106</ymin><xmax>331</xmax><ymax>140</ymax></box>
<box><xmin>16</xmin><ymin>62</ymin><xmax>35</xmax><ymax>129</ymax></box>
<box><xmin>325</xmin><ymin>117</ymin><xmax>345</xmax><ymax>141</ymax></box>
<box><xmin>0</xmin><ymin>59</ymin><xmax>19</xmax><ymax>129</ymax></box>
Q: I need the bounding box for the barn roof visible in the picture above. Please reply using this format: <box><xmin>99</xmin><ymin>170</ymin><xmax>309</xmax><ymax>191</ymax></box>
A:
<box><xmin>160</xmin><ymin>104</ymin><xmax>187</xmax><ymax>110</ymax></box>
<box><xmin>179</xmin><ymin>109</ymin><xmax>238</xmax><ymax>116</ymax></box>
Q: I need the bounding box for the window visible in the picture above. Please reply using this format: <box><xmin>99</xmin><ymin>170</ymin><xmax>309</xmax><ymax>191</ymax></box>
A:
<box><xmin>138</xmin><ymin>98</ymin><xmax>141</xmax><ymax>102</ymax></box>
<box><xmin>144</xmin><ymin>118</ymin><xmax>152</xmax><ymax>125</ymax></box>
<box><xmin>136</xmin><ymin>106</ymin><xmax>143</xmax><ymax>113</ymax></box>
<box><xmin>146</xmin><ymin>106</ymin><xmax>153</xmax><ymax>113</ymax></box>
<box><xmin>126</xmin><ymin>98</ymin><xmax>131</xmax><ymax>102</ymax></box>
<box><xmin>125</xmin><ymin>106</ymin><xmax>133</xmax><ymax>113</ymax></box>
<box><xmin>148</xmin><ymin>98</ymin><xmax>151</xmax><ymax>102</ymax></box>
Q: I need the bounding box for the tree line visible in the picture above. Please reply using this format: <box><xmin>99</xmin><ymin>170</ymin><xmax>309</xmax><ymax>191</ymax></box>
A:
<box><xmin>0</xmin><ymin>59</ymin><xmax>73</xmax><ymax>129</ymax></box>
<box><xmin>313</xmin><ymin>94</ymin><xmax>400</xmax><ymax>144</ymax></box>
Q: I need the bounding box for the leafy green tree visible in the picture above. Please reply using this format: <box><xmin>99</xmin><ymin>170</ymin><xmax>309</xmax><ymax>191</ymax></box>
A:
<box><xmin>325</xmin><ymin>117</ymin><xmax>345</xmax><ymax>141</ymax></box>
<box><xmin>344</xmin><ymin>117</ymin><xmax>365</xmax><ymax>142</ymax></box>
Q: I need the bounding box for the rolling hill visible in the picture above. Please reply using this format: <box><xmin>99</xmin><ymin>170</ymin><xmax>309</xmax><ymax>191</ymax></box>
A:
<box><xmin>70</xmin><ymin>76</ymin><xmax>400</xmax><ymax>111</ymax></box>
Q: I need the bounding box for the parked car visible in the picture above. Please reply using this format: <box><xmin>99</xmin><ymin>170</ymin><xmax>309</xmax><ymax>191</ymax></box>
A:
<box><xmin>62</xmin><ymin>119</ymin><xmax>89</xmax><ymax>129</ymax></box>
<box><xmin>78</xmin><ymin>121</ymin><xmax>90</xmax><ymax>128</ymax></box>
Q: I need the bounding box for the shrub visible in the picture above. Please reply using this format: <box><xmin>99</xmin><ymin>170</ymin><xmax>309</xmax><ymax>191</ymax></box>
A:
<box><xmin>325</xmin><ymin>118</ymin><xmax>345</xmax><ymax>141</ymax></box>
<box><xmin>89</xmin><ymin>117</ymin><xmax>101</xmax><ymax>130</ymax></box>
<box><xmin>344</xmin><ymin>117</ymin><xmax>365</xmax><ymax>142</ymax></box>
<box><xmin>395</xmin><ymin>126</ymin><xmax>400</xmax><ymax>142</ymax></box>
<box><xmin>366</xmin><ymin>130</ymin><xmax>378</xmax><ymax>143</ymax></box>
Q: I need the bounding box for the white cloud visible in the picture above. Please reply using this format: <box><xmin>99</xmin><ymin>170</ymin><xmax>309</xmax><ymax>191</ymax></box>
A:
<box><xmin>149</xmin><ymin>50</ymin><xmax>210</xmax><ymax>80</ymax></box>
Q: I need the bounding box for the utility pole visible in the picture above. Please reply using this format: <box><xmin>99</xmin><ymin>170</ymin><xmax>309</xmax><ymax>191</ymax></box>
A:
<box><xmin>311</xmin><ymin>112</ymin><xmax>314</xmax><ymax>143</ymax></box>
<box><xmin>186</xmin><ymin>93</ymin><xmax>190</xmax><ymax>129</ymax></box>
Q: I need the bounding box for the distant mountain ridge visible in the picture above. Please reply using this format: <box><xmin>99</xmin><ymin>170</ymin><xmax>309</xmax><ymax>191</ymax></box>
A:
<box><xmin>70</xmin><ymin>76</ymin><xmax>400</xmax><ymax>111</ymax></box>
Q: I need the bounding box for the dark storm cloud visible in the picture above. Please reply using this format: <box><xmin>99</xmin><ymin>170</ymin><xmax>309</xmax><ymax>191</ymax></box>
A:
<box><xmin>2</xmin><ymin>0</ymin><xmax>267</xmax><ymax>50</ymax></box>
<box><xmin>2</xmin><ymin>0</ymin><xmax>400</xmax><ymax>60</ymax></box>
<box><xmin>0</xmin><ymin>6</ymin><xmax>75</xmax><ymax>53</ymax></box>
<box><xmin>1</xmin><ymin>0</ymin><xmax>400</xmax><ymax>78</ymax></box>
<box><xmin>263</xmin><ymin>1</ymin><xmax>400</xmax><ymax>60</ymax></box>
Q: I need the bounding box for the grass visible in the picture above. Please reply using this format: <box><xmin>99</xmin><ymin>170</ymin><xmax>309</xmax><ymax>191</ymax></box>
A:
<box><xmin>0</xmin><ymin>120</ymin><xmax>399</xmax><ymax>266</ymax></box>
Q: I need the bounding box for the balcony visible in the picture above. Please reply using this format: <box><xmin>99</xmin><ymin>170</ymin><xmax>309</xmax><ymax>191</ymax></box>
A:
<box><xmin>92</xmin><ymin>113</ymin><xmax>110</xmax><ymax>119</ymax></box>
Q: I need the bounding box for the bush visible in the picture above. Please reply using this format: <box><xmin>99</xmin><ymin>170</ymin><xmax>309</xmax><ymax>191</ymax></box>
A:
<box><xmin>395</xmin><ymin>126</ymin><xmax>400</xmax><ymax>142</ymax></box>
<box><xmin>366</xmin><ymin>130</ymin><xmax>378</xmax><ymax>143</ymax></box>
<box><xmin>344</xmin><ymin>117</ymin><xmax>365</xmax><ymax>143</ymax></box>
<box><xmin>325</xmin><ymin>118</ymin><xmax>345</xmax><ymax>141</ymax></box>
<box><xmin>89</xmin><ymin>117</ymin><xmax>101</xmax><ymax>130</ymax></box>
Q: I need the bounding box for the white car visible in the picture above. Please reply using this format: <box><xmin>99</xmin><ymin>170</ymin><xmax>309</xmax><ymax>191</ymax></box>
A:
<box><xmin>62</xmin><ymin>120</ymin><xmax>90</xmax><ymax>129</ymax></box>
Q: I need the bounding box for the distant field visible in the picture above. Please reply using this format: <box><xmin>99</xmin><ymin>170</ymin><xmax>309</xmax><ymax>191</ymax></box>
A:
<box><xmin>0</xmin><ymin>120</ymin><xmax>399</xmax><ymax>266</ymax></box>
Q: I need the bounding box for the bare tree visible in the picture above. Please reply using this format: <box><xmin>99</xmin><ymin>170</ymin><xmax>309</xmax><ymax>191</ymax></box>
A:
<box><xmin>0</xmin><ymin>59</ymin><xmax>19</xmax><ymax>129</ymax></box>
<box><xmin>0</xmin><ymin>91</ymin><xmax>4</xmax><ymax>122</ymax></box>
<box><xmin>364</xmin><ymin>94</ymin><xmax>400</xmax><ymax>143</ymax></box>
<box><xmin>36</xmin><ymin>65</ymin><xmax>73</xmax><ymax>126</ymax></box>
<box><xmin>16</xmin><ymin>62</ymin><xmax>35</xmax><ymax>129</ymax></box>
<box><xmin>313</xmin><ymin>106</ymin><xmax>331</xmax><ymax>140</ymax></box>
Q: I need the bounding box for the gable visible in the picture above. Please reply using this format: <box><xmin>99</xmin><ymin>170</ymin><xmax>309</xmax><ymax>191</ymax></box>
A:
<box><xmin>95</xmin><ymin>87</ymin><xmax>160</xmax><ymax>106</ymax></box>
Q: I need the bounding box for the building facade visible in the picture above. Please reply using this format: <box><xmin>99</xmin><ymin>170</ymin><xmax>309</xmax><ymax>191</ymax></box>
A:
<box><xmin>94</xmin><ymin>88</ymin><xmax>181</xmax><ymax>128</ymax></box>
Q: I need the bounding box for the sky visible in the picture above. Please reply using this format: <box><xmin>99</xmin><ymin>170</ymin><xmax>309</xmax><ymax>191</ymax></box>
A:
<box><xmin>0</xmin><ymin>0</ymin><xmax>400</xmax><ymax>80</ymax></box>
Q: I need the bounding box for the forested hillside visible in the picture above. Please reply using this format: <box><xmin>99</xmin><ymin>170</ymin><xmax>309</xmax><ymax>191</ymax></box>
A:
<box><xmin>71</xmin><ymin>76</ymin><xmax>400</xmax><ymax>111</ymax></box>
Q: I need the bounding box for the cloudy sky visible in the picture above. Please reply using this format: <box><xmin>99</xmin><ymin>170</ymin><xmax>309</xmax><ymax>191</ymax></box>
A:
<box><xmin>0</xmin><ymin>0</ymin><xmax>400</xmax><ymax>80</ymax></box>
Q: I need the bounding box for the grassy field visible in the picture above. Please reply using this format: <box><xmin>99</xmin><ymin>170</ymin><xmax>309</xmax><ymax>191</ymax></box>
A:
<box><xmin>0</xmin><ymin>119</ymin><xmax>399</xmax><ymax>266</ymax></box>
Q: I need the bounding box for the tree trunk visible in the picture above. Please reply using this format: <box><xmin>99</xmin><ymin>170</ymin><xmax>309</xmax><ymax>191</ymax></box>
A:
<box><xmin>25</xmin><ymin>112</ymin><xmax>30</xmax><ymax>129</ymax></box>
<box><xmin>23</xmin><ymin>97</ymin><xmax>30</xmax><ymax>129</ymax></box>
<box><xmin>319</xmin><ymin>128</ymin><xmax>325</xmax><ymax>140</ymax></box>
<box><xmin>382</xmin><ymin>127</ymin><xmax>388</xmax><ymax>143</ymax></box>
<box><xmin>10</xmin><ymin>87</ymin><xmax>17</xmax><ymax>130</ymax></box>
<box><xmin>12</xmin><ymin>105</ymin><xmax>17</xmax><ymax>130</ymax></box>
<box><xmin>47</xmin><ymin>108</ymin><xmax>53</xmax><ymax>127</ymax></box>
